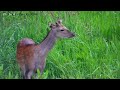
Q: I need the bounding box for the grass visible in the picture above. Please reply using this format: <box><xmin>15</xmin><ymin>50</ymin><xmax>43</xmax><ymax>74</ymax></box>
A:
<box><xmin>0</xmin><ymin>11</ymin><xmax>120</xmax><ymax>79</ymax></box>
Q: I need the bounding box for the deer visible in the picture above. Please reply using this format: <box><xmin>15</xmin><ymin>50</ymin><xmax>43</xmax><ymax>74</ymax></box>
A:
<box><xmin>16</xmin><ymin>19</ymin><xmax>75</xmax><ymax>79</ymax></box>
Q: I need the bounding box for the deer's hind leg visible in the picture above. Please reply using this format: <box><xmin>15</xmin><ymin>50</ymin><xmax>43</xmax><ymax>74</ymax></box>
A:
<box><xmin>24</xmin><ymin>61</ymin><xmax>36</xmax><ymax>79</ymax></box>
<box><xmin>25</xmin><ymin>69</ymin><xmax>34</xmax><ymax>79</ymax></box>
<box><xmin>20</xmin><ymin>67</ymin><xmax>26</xmax><ymax>79</ymax></box>
<box><xmin>18</xmin><ymin>60</ymin><xmax>26</xmax><ymax>79</ymax></box>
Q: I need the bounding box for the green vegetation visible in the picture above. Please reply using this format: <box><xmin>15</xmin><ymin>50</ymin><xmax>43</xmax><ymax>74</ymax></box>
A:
<box><xmin>0</xmin><ymin>11</ymin><xmax>120</xmax><ymax>79</ymax></box>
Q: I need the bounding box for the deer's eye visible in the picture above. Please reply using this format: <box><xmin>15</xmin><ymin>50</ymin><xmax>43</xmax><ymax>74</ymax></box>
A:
<box><xmin>60</xmin><ymin>30</ymin><xmax>64</xmax><ymax>31</ymax></box>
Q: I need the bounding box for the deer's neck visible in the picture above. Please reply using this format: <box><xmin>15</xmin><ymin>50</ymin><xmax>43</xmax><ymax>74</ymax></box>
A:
<box><xmin>40</xmin><ymin>30</ymin><xmax>57</xmax><ymax>55</ymax></box>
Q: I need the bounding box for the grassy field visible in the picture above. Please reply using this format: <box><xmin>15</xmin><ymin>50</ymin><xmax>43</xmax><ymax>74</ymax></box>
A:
<box><xmin>0</xmin><ymin>11</ymin><xmax>120</xmax><ymax>79</ymax></box>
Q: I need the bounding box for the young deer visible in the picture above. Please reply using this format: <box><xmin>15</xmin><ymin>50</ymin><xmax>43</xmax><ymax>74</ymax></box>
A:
<box><xmin>16</xmin><ymin>20</ymin><xmax>75</xmax><ymax>79</ymax></box>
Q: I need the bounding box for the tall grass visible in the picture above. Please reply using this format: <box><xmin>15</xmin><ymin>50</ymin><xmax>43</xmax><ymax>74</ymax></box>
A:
<box><xmin>0</xmin><ymin>11</ymin><xmax>120</xmax><ymax>79</ymax></box>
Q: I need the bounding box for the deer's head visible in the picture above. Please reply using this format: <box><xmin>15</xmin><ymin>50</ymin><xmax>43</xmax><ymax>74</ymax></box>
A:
<box><xmin>49</xmin><ymin>19</ymin><xmax>75</xmax><ymax>38</ymax></box>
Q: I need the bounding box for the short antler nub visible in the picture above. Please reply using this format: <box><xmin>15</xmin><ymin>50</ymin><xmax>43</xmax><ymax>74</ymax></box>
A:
<box><xmin>57</xmin><ymin>19</ymin><xmax>62</xmax><ymax>24</ymax></box>
<box><xmin>49</xmin><ymin>23</ymin><xmax>55</xmax><ymax>28</ymax></box>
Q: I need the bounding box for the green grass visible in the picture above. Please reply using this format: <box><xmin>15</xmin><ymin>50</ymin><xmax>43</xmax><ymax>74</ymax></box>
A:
<box><xmin>0</xmin><ymin>11</ymin><xmax>120</xmax><ymax>79</ymax></box>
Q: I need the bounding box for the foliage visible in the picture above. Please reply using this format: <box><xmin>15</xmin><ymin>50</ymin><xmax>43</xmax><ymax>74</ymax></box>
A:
<box><xmin>0</xmin><ymin>11</ymin><xmax>120</xmax><ymax>79</ymax></box>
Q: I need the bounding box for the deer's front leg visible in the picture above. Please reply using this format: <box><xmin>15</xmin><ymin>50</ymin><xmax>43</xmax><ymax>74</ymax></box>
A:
<box><xmin>39</xmin><ymin>58</ymin><xmax>46</xmax><ymax>75</ymax></box>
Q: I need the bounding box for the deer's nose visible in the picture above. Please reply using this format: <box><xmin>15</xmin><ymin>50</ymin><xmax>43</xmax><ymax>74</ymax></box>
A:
<box><xmin>68</xmin><ymin>33</ymin><xmax>75</xmax><ymax>38</ymax></box>
<box><xmin>72</xmin><ymin>33</ymin><xmax>75</xmax><ymax>37</ymax></box>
